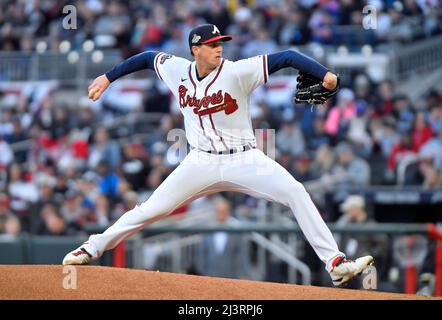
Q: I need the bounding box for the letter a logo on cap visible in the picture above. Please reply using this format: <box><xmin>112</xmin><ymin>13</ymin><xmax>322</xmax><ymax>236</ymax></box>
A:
<box><xmin>212</xmin><ymin>25</ymin><xmax>220</xmax><ymax>34</ymax></box>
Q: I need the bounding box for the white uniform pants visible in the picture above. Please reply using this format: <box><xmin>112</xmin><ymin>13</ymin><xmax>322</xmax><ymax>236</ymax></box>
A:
<box><xmin>86</xmin><ymin>148</ymin><xmax>343</xmax><ymax>266</ymax></box>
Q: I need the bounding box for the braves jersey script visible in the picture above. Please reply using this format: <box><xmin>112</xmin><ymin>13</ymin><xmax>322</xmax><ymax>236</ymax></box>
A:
<box><xmin>153</xmin><ymin>52</ymin><xmax>268</xmax><ymax>152</ymax></box>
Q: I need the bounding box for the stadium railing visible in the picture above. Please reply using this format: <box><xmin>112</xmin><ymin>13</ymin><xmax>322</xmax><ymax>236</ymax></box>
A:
<box><xmin>2</xmin><ymin>35</ymin><xmax>442</xmax><ymax>89</ymax></box>
<box><xmin>0</xmin><ymin>50</ymin><xmax>121</xmax><ymax>87</ymax></box>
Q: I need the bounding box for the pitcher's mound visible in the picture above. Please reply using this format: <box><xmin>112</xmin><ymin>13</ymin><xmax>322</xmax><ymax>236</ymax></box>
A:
<box><xmin>0</xmin><ymin>265</ymin><xmax>437</xmax><ymax>300</ymax></box>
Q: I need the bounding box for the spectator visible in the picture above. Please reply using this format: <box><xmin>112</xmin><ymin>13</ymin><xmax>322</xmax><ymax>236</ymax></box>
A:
<box><xmin>376</xmin><ymin>5</ymin><xmax>413</xmax><ymax>43</ymax></box>
<box><xmin>338</xmin><ymin>0</ymin><xmax>364</xmax><ymax>26</ymax></box>
<box><xmin>324</xmin><ymin>88</ymin><xmax>357</xmax><ymax>140</ymax></box>
<box><xmin>334</xmin><ymin>195</ymin><xmax>390</xmax><ymax>290</ymax></box>
<box><xmin>4</xmin><ymin>116</ymin><xmax>29</xmax><ymax>163</ymax></box>
<box><xmin>202</xmin><ymin>0</ymin><xmax>231</xmax><ymax>34</ymax></box>
<box><xmin>142</xmin><ymin>167</ymin><xmax>167</xmax><ymax>200</ymax></box>
<box><xmin>132</xmin><ymin>14</ymin><xmax>165</xmax><ymax>52</ymax></box>
<box><xmin>35</xmin><ymin>173</ymin><xmax>58</xmax><ymax>205</ymax></box>
<box><xmin>374</xmin><ymin>80</ymin><xmax>395</xmax><ymax>118</ymax></box>
<box><xmin>53</xmin><ymin>172</ymin><xmax>69</xmax><ymax>196</ymax></box>
<box><xmin>52</xmin><ymin>107</ymin><xmax>72</xmax><ymax>139</ymax></box>
<box><xmin>370</xmin><ymin>117</ymin><xmax>400</xmax><ymax>159</ymax></box>
<box><xmin>33</xmin><ymin>98</ymin><xmax>57</xmax><ymax>137</ymax></box>
<box><xmin>422</xmin><ymin>164</ymin><xmax>441</xmax><ymax>188</ymax></box>
<box><xmin>0</xmin><ymin>108</ymin><xmax>14</xmax><ymax>136</ymax></box>
<box><xmin>0</xmin><ymin>137</ymin><xmax>13</xmax><ymax>169</ymax></box>
<box><xmin>241</xmin><ymin>28</ymin><xmax>278</xmax><ymax>58</ymax></box>
<box><xmin>196</xmin><ymin>197</ymin><xmax>243</xmax><ymax>279</ymax></box>
<box><xmin>406</xmin><ymin>145</ymin><xmax>441</xmax><ymax>189</ymax></box>
<box><xmin>346</xmin><ymin>111</ymin><xmax>373</xmax><ymax>158</ymax></box>
<box><xmin>93</xmin><ymin>0</ymin><xmax>132</xmax><ymax>49</ymax></box>
<box><xmin>387</xmin><ymin>133</ymin><xmax>417</xmax><ymax>178</ymax></box>
<box><xmin>309</xmin><ymin>8</ymin><xmax>334</xmax><ymax>44</ymax></box>
<box><xmin>161</xmin><ymin>25</ymin><xmax>191</xmax><ymax>59</ymax></box>
<box><xmin>73</xmin><ymin>103</ymin><xmax>97</xmax><ymax>133</ymax></box>
<box><xmin>36</xmin><ymin>203</ymin><xmax>69</xmax><ymax>236</ymax></box>
<box><xmin>31</xmin><ymin>173</ymin><xmax>61</xmax><ymax>233</ymax></box>
<box><xmin>112</xmin><ymin>190</ymin><xmax>138</xmax><ymax>221</ymax></box>
<box><xmin>290</xmin><ymin>153</ymin><xmax>317</xmax><ymax>182</ymax></box>
<box><xmin>278</xmin><ymin>7</ymin><xmax>311</xmax><ymax>46</ymax></box>
<box><xmin>121</xmin><ymin>142</ymin><xmax>151</xmax><ymax>191</ymax></box>
<box><xmin>423</xmin><ymin>5</ymin><xmax>440</xmax><ymax>37</ymax></box>
<box><xmin>142</xmin><ymin>81</ymin><xmax>171</xmax><ymax>114</ymax></box>
<box><xmin>420</xmin><ymin>126</ymin><xmax>442</xmax><ymax>171</ymax></box>
<box><xmin>392</xmin><ymin>95</ymin><xmax>415</xmax><ymax>134</ymax></box>
<box><xmin>412</xmin><ymin>111</ymin><xmax>433</xmax><ymax>151</ymax></box>
<box><xmin>353</xmin><ymin>74</ymin><xmax>375</xmax><ymax>113</ymax></box>
<box><xmin>276</xmin><ymin>120</ymin><xmax>305</xmax><ymax>157</ymax></box>
<box><xmin>225</xmin><ymin>7</ymin><xmax>255</xmax><ymax>59</ymax></box>
<box><xmin>6</xmin><ymin>163</ymin><xmax>38</xmax><ymax>231</ymax></box>
<box><xmin>146</xmin><ymin>114</ymin><xmax>174</xmax><ymax>153</ymax></box>
<box><xmin>276</xmin><ymin>151</ymin><xmax>293</xmax><ymax>172</ymax></box>
<box><xmin>424</xmin><ymin>88</ymin><xmax>442</xmax><ymax>109</ymax></box>
<box><xmin>306</xmin><ymin>114</ymin><xmax>330</xmax><ymax>151</ymax></box>
<box><xmin>427</xmin><ymin>103</ymin><xmax>442</xmax><ymax>134</ymax></box>
<box><xmin>310</xmin><ymin>144</ymin><xmax>336</xmax><ymax>176</ymax></box>
<box><xmin>60</xmin><ymin>189</ymin><xmax>86</xmax><ymax>233</ymax></box>
<box><xmin>88</xmin><ymin>127</ymin><xmax>121</xmax><ymax>170</ymax></box>
<box><xmin>0</xmin><ymin>193</ymin><xmax>21</xmax><ymax>238</ymax></box>
<box><xmin>331</xmin><ymin>142</ymin><xmax>371</xmax><ymax>186</ymax></box>
<box><xmin>96</xmin><ymin>160</ymin><xmax>120</xmax><ymax>200</ymax></box>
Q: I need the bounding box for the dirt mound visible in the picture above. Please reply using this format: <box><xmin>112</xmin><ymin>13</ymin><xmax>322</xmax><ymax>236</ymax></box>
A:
<box><xmin>0</xmin><ymin>265</ymin><xmax>438</xmax><ymax>300</ymax></box>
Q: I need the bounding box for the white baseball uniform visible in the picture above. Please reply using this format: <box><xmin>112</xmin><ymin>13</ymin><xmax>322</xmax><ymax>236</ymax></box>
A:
<box><xmin>84</xmin><ymin>53</ymin><xmax>344</xmax><ymax>267</ymax></box>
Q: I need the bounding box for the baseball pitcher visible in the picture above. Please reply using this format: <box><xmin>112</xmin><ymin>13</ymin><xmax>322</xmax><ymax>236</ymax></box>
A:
<box><xmin>63</xmin><ymin>24</ymin><xmax>373</xmax><ymax>287</ymax></box>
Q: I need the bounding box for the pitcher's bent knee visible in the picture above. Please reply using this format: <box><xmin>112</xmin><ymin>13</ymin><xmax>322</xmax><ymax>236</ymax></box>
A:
<box><xmin>280</xmin><ymin>181</ymin><xmax>308</xmax><ymax>204</ymax></box>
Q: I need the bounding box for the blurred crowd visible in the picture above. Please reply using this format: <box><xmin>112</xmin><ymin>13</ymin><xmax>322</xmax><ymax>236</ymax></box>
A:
<box><xmin>1</xmin><ymin>75</ymin><xmax>442</xmax><ymax>240</ymax></box>
<box><xmin>0</xmin><ymin>0</ymin><xmax>442</xmax><ymax>241</ymax></box>
<box><xmin>0</xmin><ymin>0</ymin><xmax>441</xmax><ymax>59</ymax></box>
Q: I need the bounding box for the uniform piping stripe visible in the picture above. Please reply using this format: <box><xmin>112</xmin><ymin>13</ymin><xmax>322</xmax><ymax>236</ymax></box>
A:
<box><xmin>209</xmin><ymin>114</ymin><xmax>229</xmax><ymax>151</ymax></box>
<box><xmin>188</xmin><ymin>65</ymin><xmax>196</xmax><ymax>96</ymax></box>
<box><xmin>200</xmin><ymin>115</ymin><xmax>217</xmax><ymax>152</ymax></box>
<box><xmin>154</xmin><ymin>53</ymin><xmax>164</xmax><ymax>81</ymax></box>
<box><xmin>204</xmin><ymin>59</ymin><xmax>225</xmax><ymax>96</ymax></box>
<box><xmin>189</xmin><ymin>64</ymin><xmax>217</xmax><ymax>152</ymax></box>
<box><xmin>204</xmin><ymin>59</ymin><xmax>228</xmax><ymax>151</ymax></box>
<box><xmin>262</xmin><ymin>55</ymin><xmax>268</xmax><ymax>83</ymax></box>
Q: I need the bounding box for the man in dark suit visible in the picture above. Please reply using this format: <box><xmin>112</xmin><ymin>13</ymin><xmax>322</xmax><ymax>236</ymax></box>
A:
<box><xmin>196</xmin><ymin>197</ymin><xmax>242</xmax><ymax>279</ymax></box>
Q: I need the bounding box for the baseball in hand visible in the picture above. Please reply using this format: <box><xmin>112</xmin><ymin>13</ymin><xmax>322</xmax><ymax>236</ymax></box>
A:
<box><xmin>88</xmin><ymin>74</ymin><xmax>110</xmax><ymax>101</ymax></box>
<box><xmin>322</xmin><ymin>72</ymin><xmax>338</xmax><ymax>90</ymax></box>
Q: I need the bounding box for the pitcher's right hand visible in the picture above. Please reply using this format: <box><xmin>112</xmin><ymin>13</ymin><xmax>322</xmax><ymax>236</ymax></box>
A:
<box><xmin>88</xmin><ymin>74</ymin><xmax>110</xmax><ymax>101</ymax></box>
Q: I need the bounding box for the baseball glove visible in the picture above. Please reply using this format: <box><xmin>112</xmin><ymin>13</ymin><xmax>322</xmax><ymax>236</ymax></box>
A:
<box><xmin>294</xmin><ymin>72</ymin><xmax>340</xmax><ymax>105</ymax></box>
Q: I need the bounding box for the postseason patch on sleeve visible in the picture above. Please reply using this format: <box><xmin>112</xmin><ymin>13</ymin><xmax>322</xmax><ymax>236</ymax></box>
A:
<box><xmin>160</xmin><ymin>54</ymin><xmax>172</xmax><ymax>64</ymax></box>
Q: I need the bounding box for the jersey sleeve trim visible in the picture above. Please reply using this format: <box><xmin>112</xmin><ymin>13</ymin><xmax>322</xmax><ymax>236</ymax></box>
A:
<box><xmin>154</xmin><ymin>52</ymin><xmax>165</xmax><ymax>81</ymax></box>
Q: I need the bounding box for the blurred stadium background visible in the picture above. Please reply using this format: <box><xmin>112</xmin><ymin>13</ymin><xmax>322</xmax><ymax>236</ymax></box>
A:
<box><xmin>1</xmin><ymin>0</ymin><xmax>442</xmax><ymax>296</ymax></box>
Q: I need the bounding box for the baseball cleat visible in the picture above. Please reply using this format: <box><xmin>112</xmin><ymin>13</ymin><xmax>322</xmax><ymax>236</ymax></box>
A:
<box><xmin>62</xmin><ymin>246</ymin><xmax>93</xmax><ymax>265</ymax></box>
<box><xmin>329</xmin><ymin>255</ymin><xmax>374</xmax><ymax>287</ymax></box>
